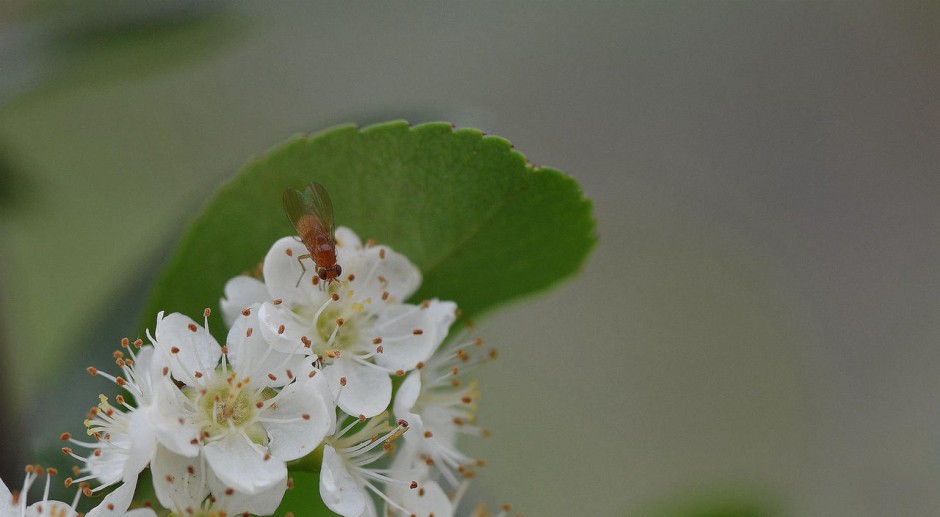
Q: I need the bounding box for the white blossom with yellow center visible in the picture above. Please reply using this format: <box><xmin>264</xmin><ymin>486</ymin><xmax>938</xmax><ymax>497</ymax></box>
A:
<box><xmin>149</xmin><ymin>310</ymin><xmax>334</xmax><ymax>495</ymax></box>
<box><xmin>221</xmin><ymin>227</ymin><xmax>458</xmax><ymax>418</ymax></box>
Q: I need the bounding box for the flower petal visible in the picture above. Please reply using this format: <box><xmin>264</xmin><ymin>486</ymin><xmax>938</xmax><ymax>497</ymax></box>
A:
<box><xmin>320</xmin><ymin>445</ymin><xmax>368</xmax><ymax>517</ymax></box>
<box><xmin>125</xmin><ymin>510</ymin><xmax>159</xmax><ymax>517</ymax></box>
<box><xmin>257</xmin><ymin>302</ymin><xmax>316</xmax><ymax>354</ymax></box>
<box><xmin>86</xmin><ymin>474</ymin><xmax>138</xmax><ymax>517</ymax></box>
<box><xmin>334</xmin><ymin>227</ymin><xmax>362</xmax><ymax>252</ymax></box>
<box><xmin>150</xmin><ymin>445</ymin><xmax>209</xmax><ymax>512</ymax></box>
<box><xmin>203</xmin><ymin>432</ymin><xmax>286</xmax><ymax>494</ymax></box>
<box><xmin>220</xmin><ymin>276</ymin><xmax>269</xmax><ymax>327</ymax></box>
<box><xmin>342</xmin><ymin>245</ymin><xmax>421</xmax><ymax>302</ymax></box>
<box><xmin>125</xmin><ymin>407</ymin><xmax>156</xmax><ymax>480</ymax></box>
<box><xmin>324</xmin><ymin>358</ymin><xmax>391</xmax><ymax>418</ymax></box>
<box><xmin>27</xmin><ymin>501</ymin><xmax>78</xmax><ymax>517</ymax></box>
<box><xmin>227</xmin><ymin>304</ymin><xmax>309</xmax><ymax>387</ymax></box>
<box><xmin>393</xmin><ymin>371</ymin><xmax>422</xmax><ymax>422</ymax></box>
<box><xmin>151</xmin><ymin>380</ymin><xmax>201</xmax><ymax>457</ymax></box>
<box><xmin>263</xmin><ymin>368</ymin><xmax>335</xmax><ymax>461</ymax></box>
<box><xmin>263</xmin><ymin>236</ymin><xmax>319</xmax><ymax>306</ymax></box>
<box><xmin>208</xmin><ymin>467</ymin><xmax>287</xmax><ymax>515</ymax></box>
<box><xmin>0</xmin><ymin>478</ymin><xmax>13</xmax><ymax>516</ymax></box>
<box><xmin>388</xmin><ymin>478</ymin><xmax>452</xmax><ymax>517</ymax></box>
<box><xmin>153</xmin><ymin>312</ymin><xmax>221</xmax><ymax>385</ymax></box>
<box><xmin>372</xmin><ymin>302</ymin><xmax>455</xmax><ymax>372</ymax></box>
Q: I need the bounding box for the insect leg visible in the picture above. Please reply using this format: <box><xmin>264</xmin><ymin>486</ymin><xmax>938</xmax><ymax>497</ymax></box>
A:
<box><xmin>295</xmin><ymin>253</ymin><xmax>313</xmax><ymax>288</ymax></box>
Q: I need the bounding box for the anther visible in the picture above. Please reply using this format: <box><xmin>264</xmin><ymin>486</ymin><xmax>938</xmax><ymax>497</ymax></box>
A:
<box><xmin>286</xmin><ymin>369</ymin><xmax>294</xmax><ymax>379</ymax></box>
<box><xmin>86</xmin><ymin>367</ymin><xmax>98</xmax><ymax>376</ymax></box>
<box><xmin>301</xmin><ymin>336</ymin><xmax>312</xmax><ymax>347</ymax></box>
<box><xmin>256</xmin><ymin>401</ymin><xmax>264</xmax><ymax>409</ymax></box>
<box><xmin>331</xmin><ymin>293</ymin><xmax>340</xmax><ymax>301</ymax></box>
<box><xmin>308</xmin><ymin>370</ymin><xmax>317</xmax><ymax>378</ymax></box>
<box><xmin>133</xmin><ymin>338</ymin><xmax>143</xmax><ymax>348</ymax></box>
<box><xmin>273</xmin><ymin>299</ymin><xmax>283</xmax><ymax>305</ymax></box>
<box><xmin>376</xmin><ymin>346</ymin><xmax>384</xmax><ymax>353</ymax></box>
<box><xmin>424</xmin><ymin>431</ymin><xmax>433</xmax><ymax>438</ymax></box>
<box><xmin>302</xmin><ymin>414</ymin><xmax>310</xmax><ymax>420</ymax></box>
<box><xmin>221</xmin><ymin>346</ymin><xmax>228</xmax><ymax>354</ymax></box>
<box><xmin>187</xmin><ymin>465</ymin><xmax>195</xmax><ymax>475</ymax></box>
<box><xmin>381</xmin><ymin>291</ymin><xmax>390</xmax><ymax>301</ymax></box>
<box><xmin>242</xmin><ymin>307</ymin><xmax>251</xmax><ymax>316</ymax></box>
<box><xmin>412</xmin><ymin>329</ymin><xmax>424</xmax><ymax>335</ymax></box>
<box><xmin>379</xmin><ymin>249</ymin><xmax>386</xmax><ymax>259</ymax></box>
<box><xmin>421</xmin><ymin>300</ymin><xmax>430</xmax><ymax>308</ymax></box>
<box><xmin>61</xmin><ymin>447</ymin><xmax>73</xmax><ymax>455</ymax></box>
<box><xmin>339</xmin><ymin>377</ymin><xmax>347</xmax><ymax>387</ymax></box>
<box><xmin>121</xmin><ymin>337</ymin><xmax>129</xmax><ymax>348</ymax></box>
<box><xmin>286</xmin><ymin>248</ymin><xmax>293</xmax><ymax>257</ymax></box>
<box><xmin>410</xmin><ymin>481</ymin><xmax>418</xmax><ymax>489</ymax></box>
<box><xmin>287</xmin><ymin>478</ymin><xmax>295</xmax><ymax>489</ymax></box>
<box><xmin>226</xmin><ymin>488</ymin><xmax>235</xmax><ymax>495</ymax></box>
<box><xmin>187</xmin><ymin>323</ymin><xmax>198</xmax><ymax>332</ymax></box>
<box><xmin>246</xmin><ymin>327</ymin><xmax>253</xmax><ymax>337</ymax></box>
<box><xmin>170</xmin><ymin>347</ymin><xmax>180</xmax><ymax>354</ymax></box>
<box><xmin>204</xmin><ymin>308</ymin><xmax>211</xmax><ymax>318</ymax></box>
<box><xmin>372</xmin><ymin>337</ymin><xmax>382</xmax><ymax>345</ymax></box>
<box><xmin>60</xmin><ymin>432</ymin><xmax>71</xmax><ymax>441</ymax></box>
<box><xmin>347</xmin><ymin>274</ymin><xmax>356</xmax><ymax>282</ymax></box>
<box><xmin>278</xmin><ymin>324</ymin><xmax>285</xmax><ymax>334</ymax></box>
<box><xmin>396</xmin><ymin>370</ymin><xmax>405</xmax><ymax>377</ymax></box>
<box><xmin>415</xmin><ymin>361</ymin><xmax>425</xmax><ymax>370</ymax></box>
<box><xmin>116</xmin><ymin>395</ymin><xmax>126</xmax><ymax>404</ymax></box>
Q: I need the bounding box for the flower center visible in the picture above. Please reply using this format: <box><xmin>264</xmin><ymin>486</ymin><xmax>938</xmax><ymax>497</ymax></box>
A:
<box><xmin>194</xmin><ymin>371</ymin><xmax>268</xmax><ymax>443</ymax></box>
<box><xmin>309</xmin><ymin>293</ymin><xmax>374</xmax><ymax>355</ymax></box>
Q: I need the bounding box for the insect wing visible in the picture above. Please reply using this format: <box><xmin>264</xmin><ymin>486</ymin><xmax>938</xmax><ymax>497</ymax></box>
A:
<box><xmin>282</xmin><ymin>182</ymin><xmax>337</xmax><ymax>241</ymax></box>
<box><xmin>303</xmin><ymin>182</ymin><xmax>336</xmax><ymax>239</ymax></box>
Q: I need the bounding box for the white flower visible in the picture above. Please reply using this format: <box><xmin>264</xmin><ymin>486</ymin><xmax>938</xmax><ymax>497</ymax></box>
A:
<box><xmin>62</xmin><ymin>341</ymin><xmax>165</xmax><ymax>504</ymax></box>
<box><xmin>1</xmin><ymin>466</ymin><xmax>80</xmax><ymax>517</ymax></box>
<box><xmin>393</xmin><ymin>335</ymin><xmax>493</xmax><ymax>486</ymax></box>
<box><xmin>222</xmin><ymin>227</ymin><xmax>458</xmax><ymax>418</ymax></box>
<box><xmin>319</xmin><ymin>414</ymin><xmax>414</xmax><ymax>517</ymax></box>
<box><xmin>150</xmin><ymin>443</ymin><xmax>286</xmax><ymax>516</ymax></box>
<box><xmin>148</xmin><ymin>309</ymin><xmax>335</xmax><ymax>495</ymax></box>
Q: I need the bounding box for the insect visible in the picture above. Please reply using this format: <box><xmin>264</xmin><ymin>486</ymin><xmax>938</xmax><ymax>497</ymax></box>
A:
<box><xmin>283</xmin><ymin>182</ymin><xmax>342</xmax><ymax>285</ymax></box>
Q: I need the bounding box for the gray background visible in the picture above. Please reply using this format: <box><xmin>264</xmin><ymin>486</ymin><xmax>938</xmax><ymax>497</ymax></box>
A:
<box><xmin>0</xmin><ymin>2</ymin><xmax>938</xmax><ymax>515</ymax></box>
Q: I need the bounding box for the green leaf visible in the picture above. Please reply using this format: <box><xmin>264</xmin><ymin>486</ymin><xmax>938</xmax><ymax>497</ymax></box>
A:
<box><xmin>275</xmin><ymin>470</ymin><xmax>332</xmax><ymax>517</ymax></box>
<box><xmin>140</xmin><ymin>120</ymin><xmax>596</xmax><ymax>338</ymax></box>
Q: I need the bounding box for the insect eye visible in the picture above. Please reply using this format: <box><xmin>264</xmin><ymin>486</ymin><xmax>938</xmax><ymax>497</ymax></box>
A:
<box><xmin>318</xmin><ymin>269</ymin><xmax>328</xmax><ymax>280</ymax></box>
<box><xmin>335</xmin><ymin>265</ymin><xmax>342</xmax><ymax>277</ymax></box>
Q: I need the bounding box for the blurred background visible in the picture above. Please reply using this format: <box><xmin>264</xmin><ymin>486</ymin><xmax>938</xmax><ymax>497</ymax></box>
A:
<box><xmin>1</xmin><ymin>1</ymin><xmax>938</xmax><ymax>515</ymax></box>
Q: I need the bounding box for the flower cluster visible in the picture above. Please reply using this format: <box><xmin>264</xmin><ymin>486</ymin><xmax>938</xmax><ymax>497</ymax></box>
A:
<box><xmin>6</xmin><ymin>227</ymin><xmax>510</xmax><ymax>517</ymax></box>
